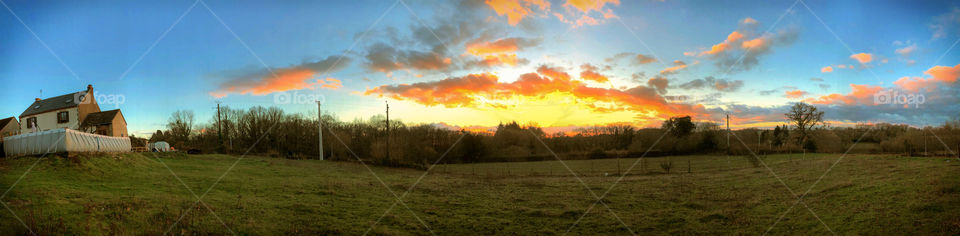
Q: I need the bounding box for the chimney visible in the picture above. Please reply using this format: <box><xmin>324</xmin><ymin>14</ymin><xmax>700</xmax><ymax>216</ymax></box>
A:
<box><xmin>35</xmin><ymin>98</ymin><xmax>41</xmax><ymax>102</ymax></box>
<box><xmin>87</xmin><ymin>84</ymin><xmax>93</xmax><ymax>91</ymax></box>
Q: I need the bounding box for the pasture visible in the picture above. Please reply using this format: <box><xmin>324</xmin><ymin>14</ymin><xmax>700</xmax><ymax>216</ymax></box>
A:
<box><xmin>0</xmin><ymin>153</ymin><xmax>958</xmax><ymax>235</ymax></box>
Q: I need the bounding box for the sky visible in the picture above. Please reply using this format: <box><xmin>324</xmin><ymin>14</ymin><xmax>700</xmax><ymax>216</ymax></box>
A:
<box><xmin>1</xmin><ymin>0</ymin><xmax>959</xmax><ymax>137</ymax></box>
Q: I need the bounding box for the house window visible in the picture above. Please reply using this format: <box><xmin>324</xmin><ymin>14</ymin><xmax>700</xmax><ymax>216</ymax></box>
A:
<box><xmin>26</xmin><ymin>117</ymin><xmax>37</xmax><ymax>128</ymax></box>
<box><xmin>57</xmin><ymin>112</ymin><xmax>69</xmax><ymax>123</ymax></box>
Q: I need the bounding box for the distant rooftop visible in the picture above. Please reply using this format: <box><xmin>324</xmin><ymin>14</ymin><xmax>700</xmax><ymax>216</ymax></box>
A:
<box><xmin>0</xmin><ymin>117</ymin><xmax>15</xmax><ymax>128</ymax></box>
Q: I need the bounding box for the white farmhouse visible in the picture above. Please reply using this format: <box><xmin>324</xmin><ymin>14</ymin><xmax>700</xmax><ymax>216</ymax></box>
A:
<box><xmin>18</xmin><ymin>85</ymin><xmax>128</xmax><ymax>137</ymax></box>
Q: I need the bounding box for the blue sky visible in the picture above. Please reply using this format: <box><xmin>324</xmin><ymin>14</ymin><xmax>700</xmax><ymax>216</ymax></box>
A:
<box><xmin>2</xmin><ymin>0</ymin><xmax>959</xmax><ymax>136</ymax></box>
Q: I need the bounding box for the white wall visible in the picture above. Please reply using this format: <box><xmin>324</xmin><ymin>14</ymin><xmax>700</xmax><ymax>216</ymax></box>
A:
<box><xmin>20</xmin><ymin>107</ymin><xmax>80</xmax><ymax>134</ymax></box>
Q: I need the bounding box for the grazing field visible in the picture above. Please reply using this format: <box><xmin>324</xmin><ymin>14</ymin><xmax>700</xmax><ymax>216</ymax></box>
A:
<box><xmin>0</xmin><ymin>153</ymin><xmax>958</xmax><ymax>235</ymax></box>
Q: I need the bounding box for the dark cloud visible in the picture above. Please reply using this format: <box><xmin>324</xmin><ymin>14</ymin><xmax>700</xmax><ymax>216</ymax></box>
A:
<box><xmin>647</xmin><ymin>77</ymin><xmax>669</xmax><ymax>94</ymax></box>
<box><xmin>360</xmin><ymin>0</ymin><xmax>511</xmax><ymax>75</ymax></box>
<box><xmin>364</xmin><ymin>43</ymin><xmax>451</xmax><ymax>73</ymax></box>
<box><xmin>758</xmin><ymin>85</ymin><xmax>797</xmax><ymax>96</ymax></box>
<box><xmin>211</xmin><ymin>55</ymin><xmax>351</xmax><ymax>97</ymax></box>
<box><xmin>704</xmin><ymin>24</ymin><xmax>800</xmax><ymax>72</ymax></box>
<box><xmin>630</xmin><ymin>72</ymin><xmax>646</xmax><ymax>84</ymax></box>
<box><xmin>634</xmin><ymin>54</ymin><xmax>657</xmax><ymax>65</ymax></box>
<box><xmin>677</xmin><ymin>76</ymin><xmax>744</xmax><ymax>92</ymax></box>
<box><xmin>930</xmin><ymin>7</ymin><xmax>960</xmax><ymax>39</ymax></box>
<box><xmin>605</xmin><ymin>52</ymin><xmax>657</xmax><ymax>65</ymax></box>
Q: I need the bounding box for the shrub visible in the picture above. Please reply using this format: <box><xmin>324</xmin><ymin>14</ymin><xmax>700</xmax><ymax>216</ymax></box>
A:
<box><xmin>589</xmin><ymin>148</ymin><xmax>606</xmax><ymax>159</ymax></box>
<box><xmin>803</xmin><ymin>139</ymin><xmax>818</xmax><ymax>152</ymax></box>
<box><xmin>660</xmin><ymin>160</ymin><xmax>673</xmax><ymax>173</ymax></box>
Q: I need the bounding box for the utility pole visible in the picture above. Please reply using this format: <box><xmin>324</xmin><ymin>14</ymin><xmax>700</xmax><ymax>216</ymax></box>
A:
<box><xmin>317</xmin><ymin>101</ymin><xmax>324</xmax><ymax>160</ymax></box>
<box><xmin>726</xmin><ymin>114</ymin><xmax>731</xmax><ymax>154</ymax></box>
<box><xmin>726</xmin><ymin>114</ymin><xmax>731</xmax><ymax>169</ymax></box>
<box><xmin>757</xmin><ymin>130</ymin><xmax>762</xmax><ymax>154</ymax></box>
<box><xmin>385</xmin><ymin>101</ymin><xmax>390</xmax><ymax>161</ymax></box>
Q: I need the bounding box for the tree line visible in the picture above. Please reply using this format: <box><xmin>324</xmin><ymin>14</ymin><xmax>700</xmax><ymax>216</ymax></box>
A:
<box><xmin>146</xmin><ymin>103</ymin><xmax>960</xmax><ymax>168</ymax></box>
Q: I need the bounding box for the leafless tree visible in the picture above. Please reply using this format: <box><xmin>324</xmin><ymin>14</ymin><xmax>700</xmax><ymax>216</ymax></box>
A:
<box><xmin>167</xmin><ymin>110</ymin><xmax>195</xmax><ymax>147</ymax></box>
<box><xmin>785</xmin><ymin>102</ymin><xmax>824</xmax><ymax>145</ymax></box>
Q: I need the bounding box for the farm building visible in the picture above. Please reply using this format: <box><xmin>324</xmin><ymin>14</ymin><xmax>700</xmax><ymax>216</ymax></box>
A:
<box><xmin>80</xmin><ymin>109</ymin><xmax>128</xmax><ymax>137</ymax></box>
<box><xmin>0</xmin><ymin>117</ymin><xmax>18</xmax><ymax>137</ymax></box>
<box><xmin>18</xmin><ymin>84</ymin><xmax>128</xmax><ymax>137</ymax></box>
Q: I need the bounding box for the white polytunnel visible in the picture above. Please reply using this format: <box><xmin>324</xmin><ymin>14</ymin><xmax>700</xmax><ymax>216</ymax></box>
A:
<box><xmin>2</xmin><ymin>128</ymin><xmax>131</xmax><ymax>157</ymax></box>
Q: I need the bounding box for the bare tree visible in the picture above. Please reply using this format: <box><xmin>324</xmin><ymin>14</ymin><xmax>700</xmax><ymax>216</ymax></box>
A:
<box><xmin>167</xmin><ymin>110</ymin><xmax>195</xmax><ymax>147</ymax></box>
<box><xmin>785</xmin><ymin>102</ymin><xmax>824</xmax><ymax>145</ymax></box>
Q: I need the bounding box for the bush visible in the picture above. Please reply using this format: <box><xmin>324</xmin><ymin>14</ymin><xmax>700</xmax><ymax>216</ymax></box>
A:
<box><xmin>809</xmin><ymin>130</ymin><xmax>843</xmax><ymax>153</ymax></box>
<box><xmin>660</xmin><ymin>160</ymin><xmax>674</xmax><ymax>173</ymax></box>
<box><xmin>803</xmin><ymin>139</ymin><xmax>818</xmax><ymax>152</ymax></box>
<box><xmin>589</xmin><ymin>148</ymin><xmax>606</xmax><ymax>159</ymax></box>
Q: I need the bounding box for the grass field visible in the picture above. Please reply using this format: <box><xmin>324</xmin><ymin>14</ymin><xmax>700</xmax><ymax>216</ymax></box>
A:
<box><xmin>0</xmin><ymin>152</ymin><xmax>958</xmax><ymax>235</ymax></box>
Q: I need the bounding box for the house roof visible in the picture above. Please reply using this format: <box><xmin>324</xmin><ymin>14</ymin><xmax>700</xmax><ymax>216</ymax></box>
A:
<box><xmin>0</xmin><ymin>117</ymin><xmax>16</xmax><ymax>128</ymax></box>
<box><xmin>81</xmin><ymin>109</ymin><xmax>121</xmax><ymax>127</ymax></box>
<box><xmin>19</xmin><ymin>91</ymin><xmax>87</xmax><ymax>118</ymax></box>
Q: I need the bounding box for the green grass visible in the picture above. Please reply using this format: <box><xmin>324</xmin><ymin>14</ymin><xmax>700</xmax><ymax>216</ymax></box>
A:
<box><xmin>1</xmin><ymin>153</ymin><xmax>958</xmax><ymax>235</ymax></box>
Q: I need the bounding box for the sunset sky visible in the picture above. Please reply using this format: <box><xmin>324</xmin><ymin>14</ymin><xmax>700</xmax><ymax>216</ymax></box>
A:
<box><xmin>1</xmin><ymin>0</ymin><xmax>959</xmax><ymax>137</ymax></box>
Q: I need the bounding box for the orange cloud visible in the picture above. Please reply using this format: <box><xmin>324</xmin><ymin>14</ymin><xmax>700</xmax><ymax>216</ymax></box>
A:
<box><xmin>467</xmin><ymin>38</ymin><xmax>522</xmax><ymax>55</ymax></box>
<box><xmin>477</xmin><ymin>54</ymin><xmax>521</xmax><ymax>66</ymax></box>
<box><xmin>806</xmin><ymin>84</ymin><xmax>883</xmax><ymax>105</ymax></box>
<box><xmin>850</xmin><ymin>53</ymin><xmax>873</xmax><ymax>64</ymax></box>
<box><xmin>578</xmin><ymin>64</ymin><xmax>609</xmax><ymax>83</ymax></box>
<box><xmin>319</xmin><ymin>78</ymin><xmax>343</xmax><ymax>89</ymax></box>
<box><xmin>364</xmin><ymin>67</ymin><xmax>706</xmax><ymax>120</ymax></box>
<box><xmin>210</xmin><ymin>68</ymin><xmax>341</xmax><ymax>98</ymax></box>
<box><xmin>365</xmin><ymin>73</ymin><xmax>500</xmax><ymax>107</ymax></box>
<box><xmin>659</xmin><ymin>60</ymin><xmax>688</xmax><ymax>75</ymax></box>
<box><xmin>784</xmin><ymin>90</ymin><xmax>807</xmax><ymax>99</ymax></box>
<box><xmin>537</xmin><ymin>65</ymin><xmax>573</xmax><ymax>81</ymax></box>
<box><xmin>893</xmin><ymin>76</ymin><xmax>934</xmax><ymax>92</ymax></box>
<box><xmin>564</xmin><ymin>0</ymin><xmax>620</xmax><ymax>13</ymax></box>
<box><xmin>741</xmin><ymin>37</ymin><xmax>767</xmax><ymax>50</ymax></box>
<box><xmin>485</xmin><ymin>0</ymin><xmax>551</xmax><ymax>25</ymax></box>
<box><xmin>210</xmin><ymin>56</ymin><xmax>350</xmax><ymax>98</ymax></box>
<box><xmin>807</xmin><ymin>64</ymin><xmax>959</xmax><ymax>106</ymax></box>
<box><xmin>696</xmin><ymin>19</ymin><xmax>798</xmax><ymax>72</ymax></box>
<box><xmin>893</xmin><ymin>63</ymin><xmax>960</xmax><ymax>92</ymax></box>
<box><xmin>821</xmin><ymin>66</ymin><xmax>834</xmax><ymax>73</ymax></box>
<box><xmin>554</xmin><ymin>0</ymin><xmax>621</xmax><ymax>27</ymax></box>
<box><xmin>925</xmin><ymin>64</ymin><xmax>960</xmax><ymax>83</ymax></box>
<box><xmin>699</xmin><ymin>31</ymin><xmax>743</xmax><ymax>56</ymax></box>
<box><xmin>465</xmin><ymin>37</ymin><xmax>539</xmax><ymax>67</ymax></box>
